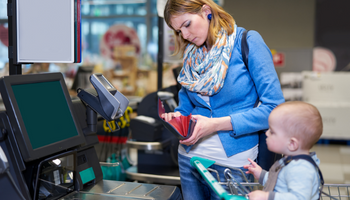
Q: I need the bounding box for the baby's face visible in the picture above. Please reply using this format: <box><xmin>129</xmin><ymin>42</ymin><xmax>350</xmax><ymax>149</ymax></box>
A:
<box><xmin>266</xmin><ymin>110</ymin><xmax>290</xmax><ymax>155</ymax></box>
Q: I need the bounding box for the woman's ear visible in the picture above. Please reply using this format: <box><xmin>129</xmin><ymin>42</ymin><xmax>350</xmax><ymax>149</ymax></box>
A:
<box><xmin>202</xmin><ymin>4</ymin><xmax>212</xmax><ymax>15</ymax></box>
<box><xmin>288</xmin><ymin>137</ymin><xmax>299</xmax><ymax>152</ymax></box>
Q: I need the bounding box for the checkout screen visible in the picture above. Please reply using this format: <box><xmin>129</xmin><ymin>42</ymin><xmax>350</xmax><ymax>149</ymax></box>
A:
<box><xmin>12</xmin><ymin>81</ymin><xmax>79</xmax><ymax>149</ymax></box>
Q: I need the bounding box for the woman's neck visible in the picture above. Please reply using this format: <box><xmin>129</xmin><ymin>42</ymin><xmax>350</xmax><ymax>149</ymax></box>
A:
<box><xmin>206</xmin><ymin>41</ymin><xmax>211</xmax><ymax>51</ymax></box>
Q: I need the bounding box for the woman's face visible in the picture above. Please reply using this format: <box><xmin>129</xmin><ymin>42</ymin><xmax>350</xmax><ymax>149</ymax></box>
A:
<box><xmin>170</xmin><ymin>12</ymin><xmax>210</xmax><ymax>47</ymax></box>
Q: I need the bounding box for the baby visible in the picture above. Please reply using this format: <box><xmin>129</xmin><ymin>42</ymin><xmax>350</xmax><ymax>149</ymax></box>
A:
<box><xmin>244</xmin><ymin>101</ymin><xmax>324</xmax><ymax>200</ymax></box>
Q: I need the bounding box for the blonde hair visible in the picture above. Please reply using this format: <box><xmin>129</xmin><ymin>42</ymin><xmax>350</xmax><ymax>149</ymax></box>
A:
<box><xmin>164</xmin><ymin>0</ymin><xmax>235</xmax><ymax>56</ymax></box>
<box><xmin>273</xmin><ymin>101</ymin><xmax>323</xmax><ymax>150</ymax></box>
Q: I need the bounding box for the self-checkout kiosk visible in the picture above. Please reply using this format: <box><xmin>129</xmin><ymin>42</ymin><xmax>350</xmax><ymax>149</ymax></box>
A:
<box><xmin>0</xmin><ymin>72</ymin><xmax>182</xmax><ymax>199</ymax></box>
<box><xmin>1</xmin><ymin>0</ymin><xmax>182</xmax><ymax>198</ymax></box>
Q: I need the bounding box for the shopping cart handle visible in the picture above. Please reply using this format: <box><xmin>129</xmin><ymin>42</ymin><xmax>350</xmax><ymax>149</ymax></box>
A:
<box><xmin>190</xmin><ymin>157</ymin><xmax>247</xmax><ymax>200</ymax></box>
<box><xmin>190</xmin><ymin>156</ymin><xmax>216</xmax><ymax>168</ymax></box>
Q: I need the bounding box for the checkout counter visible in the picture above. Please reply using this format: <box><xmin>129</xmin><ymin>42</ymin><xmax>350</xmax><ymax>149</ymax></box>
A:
<box><xmin>0</xmin><ymin>72</ymin><xmax>182</xmax><ymax>199</ymax></box>
<box><xmin>126</xmin><ymin>90</ymin><xmax>181</xmax><ymax>186</ymax></box>
<box><xmin>125</xmin><ymin>139</ymin><xmax>181</xmax><ymax>186</ymax></box>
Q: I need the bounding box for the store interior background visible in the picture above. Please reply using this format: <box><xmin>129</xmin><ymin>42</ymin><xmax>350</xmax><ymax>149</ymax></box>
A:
<box><xmin>0</xmin><ymin>0</ymin><xmax>349</xmax><ymax>184</ymax></box>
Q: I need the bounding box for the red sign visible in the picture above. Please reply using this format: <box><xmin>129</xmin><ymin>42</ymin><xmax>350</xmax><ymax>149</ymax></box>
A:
<box><xmin>0</xmin><ymin>25</ymin><xmax>8</xmax><ymax>47</ymax></box>
<box><xmin>273</xmin><ymin>52</ymin><xmax>285</xmax><ymax>67</ymax></box>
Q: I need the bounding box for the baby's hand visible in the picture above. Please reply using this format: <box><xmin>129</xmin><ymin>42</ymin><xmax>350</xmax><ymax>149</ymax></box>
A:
<box><xmin>248</xmin><ymin>190</ymin><xmax>269</xmax><ymax>200</ymax></box>
<box><xmin>243</xmin><ymin>158</ymin><xmax>262</xmax><ymax>180</ymax></box>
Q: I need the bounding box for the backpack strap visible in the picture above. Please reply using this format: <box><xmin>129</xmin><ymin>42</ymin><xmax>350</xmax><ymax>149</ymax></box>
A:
<box><xmin>241</xmin><ymin>30</ymin><xmax>260</xmax><ymax>108</ymax></box>
<box><xmin>241</xmin><ymin>30</ymin><xmax>250</xmax><ymax>70</ymax></box>
<box><xmin>284</xmin><ymin>154</ymin><xmax>324</xmax><ymax>200</ymax></box>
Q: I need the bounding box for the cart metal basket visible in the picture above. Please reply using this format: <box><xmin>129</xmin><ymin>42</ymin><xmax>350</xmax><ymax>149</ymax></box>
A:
<box><xmin>190</xmin><ymin>156</ymin><xmax>350</xmax><ymax>200</ymax></box>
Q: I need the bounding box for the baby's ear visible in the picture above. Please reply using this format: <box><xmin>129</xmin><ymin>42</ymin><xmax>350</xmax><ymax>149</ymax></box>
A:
<box><xmin>288</xmin><ymin>137</ymin><xmax>299</xmax><ymax>152</ymax></box>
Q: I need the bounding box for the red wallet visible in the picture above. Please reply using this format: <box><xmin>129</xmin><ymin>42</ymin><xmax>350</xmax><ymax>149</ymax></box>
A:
<box><xmin>158</xmin><ymin>98</ymin><xmax>196</xmax><ymax>140</ymax></box>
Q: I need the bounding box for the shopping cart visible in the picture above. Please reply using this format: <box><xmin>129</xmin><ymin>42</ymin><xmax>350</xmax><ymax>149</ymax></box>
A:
<box><xmin>190</xmin><ymin>156</ymin><xmax>350</xmax><ymax>200</ymax></box>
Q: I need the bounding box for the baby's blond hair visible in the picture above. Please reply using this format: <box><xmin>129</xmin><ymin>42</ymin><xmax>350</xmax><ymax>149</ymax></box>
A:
<box><xmin>272</xmin><ymin>101</ymin><xmax>323</xmax><ymax>150</ymax></box>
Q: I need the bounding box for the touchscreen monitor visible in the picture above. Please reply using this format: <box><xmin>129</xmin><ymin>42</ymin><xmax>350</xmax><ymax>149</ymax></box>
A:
<box><xmin>0</xmin><ymin>73</ymin><xmax>85</xmax><ymax>161</ymax></box>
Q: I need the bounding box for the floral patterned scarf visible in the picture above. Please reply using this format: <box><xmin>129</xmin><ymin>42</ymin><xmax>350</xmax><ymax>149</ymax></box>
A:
<box><xmin>177</xmin><ymin>24</ymin><xmax>237</xmax><ymax>96</ymax></box>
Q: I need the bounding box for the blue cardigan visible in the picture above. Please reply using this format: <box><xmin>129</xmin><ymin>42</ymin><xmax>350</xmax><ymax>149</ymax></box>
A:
<box><xmin>174</xmin><ymin>27</ymin><xmax>285</xmax><ymax>157</ymax></box>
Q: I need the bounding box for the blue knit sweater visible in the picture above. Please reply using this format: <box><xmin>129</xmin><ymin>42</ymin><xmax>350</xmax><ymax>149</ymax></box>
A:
<box><xmin>175</xmin><ymin>27</ymin><xmax>285</xmax><ymax>157</ymax></box>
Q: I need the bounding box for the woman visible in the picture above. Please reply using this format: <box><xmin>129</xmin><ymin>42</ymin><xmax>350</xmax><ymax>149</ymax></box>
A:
<box><xmin>162</xmin><ymin>0</ymin><xmax>285</xmax><ymax>199</ymax></box>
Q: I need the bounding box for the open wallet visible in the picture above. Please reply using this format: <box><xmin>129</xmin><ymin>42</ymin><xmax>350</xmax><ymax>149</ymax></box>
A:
<box><xmin>158</xmin><ymin>98</ymin><xmax>196</xmax><ymax>140</ymax></box>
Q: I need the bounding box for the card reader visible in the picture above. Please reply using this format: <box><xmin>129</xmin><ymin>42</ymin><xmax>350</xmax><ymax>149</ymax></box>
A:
<box><xmin>90</xmin><ymin>74</ymin><xmax>119</xmax><ymax>120</ymax></box>
<box><xmin>77</xmin><ymin>73</ymin><xmax>129</xmax><ymax>123</ymax></box>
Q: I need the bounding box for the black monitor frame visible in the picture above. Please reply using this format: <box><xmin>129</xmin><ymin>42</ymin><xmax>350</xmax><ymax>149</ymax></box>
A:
<box><xmin>0</xmin><ymin>73</ymin><xmax>85</xmax><ymax>162</ymax></box>
<box><xmin>71</xmin><ymin>65</ymin><xmax>94</xmax><ymax>91</ymax></box>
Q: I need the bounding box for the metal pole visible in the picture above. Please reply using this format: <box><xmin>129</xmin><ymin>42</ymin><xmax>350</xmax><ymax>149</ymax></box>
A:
<box><xmin>7</xmin><ymin>0</ymin><xmax>21</xmax><ymax>75</ymax></box>
<box><xmin>157</xmin><ymin>17</ymin><xmax>163</xmax><ymax>90</ymax></box>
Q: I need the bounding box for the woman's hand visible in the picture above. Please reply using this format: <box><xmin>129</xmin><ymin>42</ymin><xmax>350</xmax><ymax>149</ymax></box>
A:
<box><xmin>161</xmin><ymin>111</ymin><xmax>181</xmax><ymax>122</ymax></box>
<box><xmin>180</xmin><ymin>115</ymin><xmax>226</xmax><ymax>146</ymax></box>
<box><xmin>243</xmin><ymin>158</ymin><xmax>262</xmax><ymax>180</ymax></box>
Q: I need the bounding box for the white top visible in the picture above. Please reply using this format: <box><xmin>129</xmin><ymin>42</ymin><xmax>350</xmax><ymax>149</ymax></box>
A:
<box><xmin>178</xmin><ymin>94</ymin><xmax>258</xmax><ymax>167</ymax></box>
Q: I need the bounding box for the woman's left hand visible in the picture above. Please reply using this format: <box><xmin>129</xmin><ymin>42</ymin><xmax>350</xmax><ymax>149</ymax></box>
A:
<box><xmin>180</xmin><ymin>115</ymin><xmax>218</xmax><ymax>146</ymax></box>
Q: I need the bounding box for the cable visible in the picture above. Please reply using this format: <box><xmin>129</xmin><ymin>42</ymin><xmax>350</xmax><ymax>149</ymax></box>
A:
<box><xmin>0</xmin><ymin>129</ymin><xmax>8</xmax><ymax>141</ymax></box>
